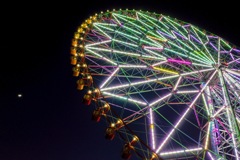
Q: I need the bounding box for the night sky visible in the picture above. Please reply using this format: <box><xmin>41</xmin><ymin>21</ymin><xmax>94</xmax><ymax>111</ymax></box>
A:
<box><xmin>1</xmin><ymin>1</ymin><xmax>240</xmax><ymax>160</ymax></box>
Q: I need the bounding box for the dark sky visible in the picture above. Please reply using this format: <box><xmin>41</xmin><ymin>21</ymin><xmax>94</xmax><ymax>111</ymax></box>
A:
<box><xmin>1</xmin><ymin>1</ymin><xmax>240</xmax><ymax>160</ymax></box>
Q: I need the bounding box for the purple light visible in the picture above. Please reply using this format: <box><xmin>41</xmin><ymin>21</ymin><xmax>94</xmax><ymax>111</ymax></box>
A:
<box><xmin>209</xmin><ymin>42</ymin><xmax>218</xmax><ymax>51</ymax></box>
<box><xmin>167</xmin><ymin>58</ymin><xmax>191</xmax><ymax>65</ymax></box>
<box><xmin>157</xmin><ymin>30</ymin><xmax>175</xmax><ymax>39</ymax></box>
<box><xmin>172</xmin><ymin>30</ymin><xmax>188</xmax><ymax>40</ymax></box>
<box><xmin>220</xmin><ymin>51</ymin><xmax>229</xmax><ymax>54</ymax></box>
<box><xmin>233</xmin><ymin>48</ymin><xmax>240</xmax><ymax>52</ymax></box>
<box><xmin>190</xmin><ymin>35</ymin><xmax>201</xmax><ymax>44</ymax></box>
<box><xmin>230</xmin><ymin>52</ymin><xmax>234</xmax><ymax>60</ymax></box>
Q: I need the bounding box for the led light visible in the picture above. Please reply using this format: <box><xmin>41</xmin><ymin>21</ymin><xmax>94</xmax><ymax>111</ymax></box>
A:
<box><xmin>100</xmin><ymin>68</ymin><xmax>119</xmax><ymax>88</ymax></box>
<box><xmin>167</xmin><ymin>58</ymin><xmax>191</xmax><ymax>65</ymax></box>
<box><xmin>102</xmin><ymin>92</ymin><xmax>147</xmax><ymax>106</ymax></box>
<box><xmin>153</xmin><ymin>67</ymin><xmax>178</xmax><ymax>75</ymax></box>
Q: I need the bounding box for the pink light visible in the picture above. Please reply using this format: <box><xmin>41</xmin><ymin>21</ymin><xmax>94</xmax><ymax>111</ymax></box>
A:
<box><xmin>167</xmin><ymin>58</ymin><xmax>191</xmax><ymax>65</ymax></box>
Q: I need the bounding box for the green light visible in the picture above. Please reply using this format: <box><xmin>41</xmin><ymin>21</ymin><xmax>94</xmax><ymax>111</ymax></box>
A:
<box><xmin>112</xmin><ymin>39</ymin><xmax>138</xmax><ymax>47</ymax></box>
<box><xmin>113</xmin><ymin>13</ymin><xmax>147</xmax><ymax>32</ymax></box>
<box><xmin>94</xmin><ymin>25</ymin><xmax>111</xmax><ymax>39</ymax></box>
<box><xmin>220</xmin><ymin>38</ymin><xmax>232</xmax><ymax>50</ymax></box>
<box><xmin>115</xmin><ymin>30</ymin><xmax>139</xmax><ymax>40</ymax></box>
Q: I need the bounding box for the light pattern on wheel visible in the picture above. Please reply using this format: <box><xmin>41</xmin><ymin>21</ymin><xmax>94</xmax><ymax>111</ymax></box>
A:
<box><xmin>70</xmin><ymin>9</ymin><xmax>240</xmax><ymax>160</ymax></box>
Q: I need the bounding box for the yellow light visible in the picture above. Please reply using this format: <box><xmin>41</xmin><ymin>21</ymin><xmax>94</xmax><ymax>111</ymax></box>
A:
<box><xmin>153</xmin><ymin>67</ymin><xmax>178</xmax><ymax>75</ymax></box>
<box><xmin>87</xmin><ymin>90</ymin><xmax>92</xmax><ymax>94</ymax></box>
<box><xmin>111</xmin><ymin>123</ymin><xmax>115</xmax><ymax>127</ymax></box>
<box><xmin>77</xmin><ymin>27</ymin><xmax>84</xmax><ymax>33</ymax></box>
<box><xmin>147</xmin><ymin>35</ymin><xmax>167</xmax><ymax>42</ymax></box>
<box><xmin>150</xmin><ymin>124</ymin><xmax>154</xmax><ymax>129</ymax></box>
<box><xmin>133</xmin><ymin>135</ymin><xmax>139</xmax><ymax>142</ymax></box>
<box><xmin>116</xmin><ymin>119</ymin><xmax>122</xmax><ymax>124</ymax></box>
<box><xmin>87</xmin><ymin>19</ymin><xmax>92</xmax><ymax>24</ymax></box>
<box><xmin>151</xmin><ymin>153</ymin><xmax>158</xmax><ymax>159</ymax></box>
<box><xmin>79</xmin><ymin>53</ymin><xmax>84</xmax><ymax>57</ymax></box>
<box><xmin>104</xmin><ymin>103</ymin><xmax>110</xmax><ymax>108</ymax></box>
<box><xmin>87</xmin><ymin>76</ymin><xmax>92</xmax><ymax>79</ymax></box>
<box><xmin>74</xmin><ymin>32</ymin><xmax>80</xmax><ymax>39</ymax></box>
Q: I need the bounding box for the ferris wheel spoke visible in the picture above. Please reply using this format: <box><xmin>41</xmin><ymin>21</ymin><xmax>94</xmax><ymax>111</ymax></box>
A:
<box><xmin>122</xmin><ymin>93</ymin><xmax>172</xmax><ymax>123</ymax></box>
<box><xmin>218</xmin><ymin>38</ymin><xmax>221</xmax><ymax>65</ymax></box>
<box><xmin>188</xmin><ymin>36</ymin><xmax>208</xmax><ymax>57</ymax></box>
<box><xmin>155</xmin><ymin>69</ymin><xmax>217</xmax><ymax>153</ymax></box>
<box><xmin>217</xmin><ymin>70</ymin><xmax>240</xmax><ymax>159</ymax></box>
<box><xmin>85</xmin><ymin>39</ymin><xmax>112</xmax><ymax>47</ymax></box>
<box><xmin>223</xmin><ymin>72</ymin><xmax>240</xmax><ymax>89</ymax></box>
<box><xmin>100</xmin><ymin>67</ymin><xmax>119</xmax><ymax>88</ymax></box>
<box><xmin>100</xmin><ymin>75</ymin><xmax>178</xmax><ymax>92</ymax></box>
<box><xmin>191</xmin><ymin>26</ymin><xmax>216</xmax><ymax>64</ymax></box>
<box><xmin>159</xmin><ymin>147</ymin><xmax>203</xmax><ymax>159</ymax></box>
<box><xmin>143</xmin><ymin>48</ymin><xmax>167</xmax><ymax>60</ymax></box>
<box><xmin>226</xmin><ymin>68</ymin><xmax>240</xmax><ymax>78</ymax></box>
<box><xmin>102</xmin><ymin>91</ymin><xmax>147</xmax><ymax>106</ymax></box>
<box><xmin>223</xmin><ymin>73</ymin><xmax>240</xmax><ymax>103</ymax></box>
<box><xmin>227</xmin><ymin>57</ymin><xmax>240</xmax><ymax>65</ymax></box>
<box><xmin>93</xmin><ymin>24</ymin><xmax>112</xmax><ymax>39</ymax></box>
<box><xmin>85</xmin><ymin>49</ymin><xmax>118</xmax><ymax>65</ymax></box>
<box><xmin>112</xmin><ymin>13</ymin><xmax>146</xmax><ymax>32</ymax></box>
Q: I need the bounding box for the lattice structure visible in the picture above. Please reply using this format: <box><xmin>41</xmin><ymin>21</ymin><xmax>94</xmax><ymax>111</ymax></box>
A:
<box><xmin>70</xmin><ymin>9</ymin><xmax>240</xmax><ymax>160</ymax></box>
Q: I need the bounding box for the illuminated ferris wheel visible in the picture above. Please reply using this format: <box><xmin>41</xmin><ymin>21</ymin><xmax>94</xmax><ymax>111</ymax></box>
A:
<box><xmin>70</xmin><ymin>9</ymin><xmax>240</xmax><ymax>160</ymax></box>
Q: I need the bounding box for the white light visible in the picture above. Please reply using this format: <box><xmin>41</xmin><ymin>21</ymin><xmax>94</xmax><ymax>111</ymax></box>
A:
<box><xmin>226</xmin><ymin>68</ymin><xmax>240</xmax><ymax>77</ymax></box>
<box><xmin>119</xmin><ymin>65</ymin><xmax>147</xmax><ymax>68</ymax></box>
<box><xmin>176</xmin><ymin>90</ymin><xmax>199</xmax><ymax>94</ymax></box>
<box><xmin>211</xmin><ymin>105</ymin><xmax>226</xmax><ymax>118</ymax></box>
<box><xmin>149</xmin><ymin>93</ymin><xmax>172</xmax><ymax>107</ymax></box>
<box><xmin>85</xmin><ymin>40</ymin><xmax>111</xmax><ymax>47</ymax></box>
<box><xmin>100</xmin><ymin>68</ymin><xmax>119</xmax><ymax>88</ymax></box>
<box><xmin>204</xmin><ymin>123</ymin><xmax>211</xmax><ymax>150</ymax></box>
<box><xmin>181</xmin><ymin>68</ymin><xmax>214</xmax><ymax>76</ymax></box>
<box><xmin>160</xmin><ymin>147</ymin><xmax>202</xmax><ymax>156</ymax></box>
<box><xmin>101</xmin><ymin>78</ymin><xmax>157</xmax><ymax>91</ymax></box>
<box><xmin>149</xmin><ymin>108</ymin><xmax>156</xmax><ymax>149</ymax></box>
<box><xmin>152</xmin><ymin>60</ymin><xmax>168</xmax><ymax>67</ymax></box>
<box><xmin>207</xmin><ymin>152</ymin><xmax>214</xmax><ymax>160</ymax></box>
<box><xmin>17</xmin><ymin>94</ymin><xmax>22</xmax><ymax>98</ymax></box>
<box><xmin>173</xmin><ymin>76</ymin><xmax>182</xmax><ymax>91</ymax></box>
<box><xmin>102</xmin><ymin>92</ymin><xmax>147</xmax><ymax>106</ymax></box>
<box><xmin>156</xmin><ymin>69</ymin><xmax>217</xmax><ymax>153</ymax></box>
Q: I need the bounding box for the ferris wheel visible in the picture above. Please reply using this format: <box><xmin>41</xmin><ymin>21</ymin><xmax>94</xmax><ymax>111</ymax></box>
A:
<box><xmin>70</xmin><ymin>9</ymin><xmax>240</xmax><ymax>160</ymax></box>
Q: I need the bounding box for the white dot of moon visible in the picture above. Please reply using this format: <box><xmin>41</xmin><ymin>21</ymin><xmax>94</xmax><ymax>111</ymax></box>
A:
<box><xmin>18</xmin><ymin>94</ymin><xmax>22</xmax><ymax>98</ymax></box>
